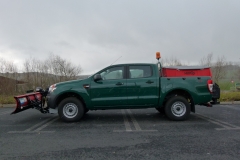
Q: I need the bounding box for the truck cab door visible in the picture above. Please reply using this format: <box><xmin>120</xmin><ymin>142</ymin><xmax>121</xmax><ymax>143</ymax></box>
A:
<box><xmin>126</xmin><ymin>65</ymin><xmax>158</xmax><ymax>106</ymax></box>
<box><xmin>90</xmin><ymin>66</ymin><xmax>127</xmax><ymax>107</ymax></box>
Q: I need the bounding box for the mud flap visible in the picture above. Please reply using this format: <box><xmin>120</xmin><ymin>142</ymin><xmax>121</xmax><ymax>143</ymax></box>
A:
<box><xmin>211</xmin><ymin>83</ymin><xmax>220</xmax><ymax>105</ymax></box>
<box><xmin>11</xmin><ymin>92</ymin><xmax>48</xmax><ymax>114</ymax></box>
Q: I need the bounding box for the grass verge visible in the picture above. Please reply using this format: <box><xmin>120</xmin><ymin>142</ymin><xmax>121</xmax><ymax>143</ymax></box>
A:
<box><xmin>0</xmin><ymin>95</ymin><xmax>15</xmax><ymax>104</ymax></box>
<box><xmin>220</xmin><ymin>92</ymin><xmax>240</xmax><ymax>102</ymax></box>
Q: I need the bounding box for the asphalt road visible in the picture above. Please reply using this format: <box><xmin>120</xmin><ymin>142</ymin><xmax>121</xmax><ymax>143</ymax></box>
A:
<box><xmin>1</xmin><ymin>105</ymin><xmax>240</xmax><ymax>160</ymax></box>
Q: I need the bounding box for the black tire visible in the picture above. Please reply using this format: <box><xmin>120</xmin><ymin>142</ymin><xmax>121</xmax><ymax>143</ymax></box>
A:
<box><xmin>58</xmin><ymin>97</ymin><xmax>84</xmax><ymax>122</ymax></box>
<box><xmin>164</xmin><ymin>96</ymin><xmax>190</xmax><ymax>121</ymax></box>
<box><xmin>155</xmin><ymin>107</ymin><xmax>165</xmax><ymax>114</ymax></box>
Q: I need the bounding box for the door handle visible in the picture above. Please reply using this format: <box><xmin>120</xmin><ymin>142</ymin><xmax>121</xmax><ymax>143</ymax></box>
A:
<box><xmin>116</xmin><ymin>82</ymin><xmax>124</xmax><ymax>85</ymax></box>
<box><xmin>146</xmin><ymin>80</ymin><xmax>154</xmax><ymax>84</ymax></box>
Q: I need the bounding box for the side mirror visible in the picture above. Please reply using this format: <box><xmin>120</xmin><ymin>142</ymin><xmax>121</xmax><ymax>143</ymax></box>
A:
<box><xmin>94</xmin><ymin>74</ymin><xmax>102</xmax><ymax>81</ymax></box>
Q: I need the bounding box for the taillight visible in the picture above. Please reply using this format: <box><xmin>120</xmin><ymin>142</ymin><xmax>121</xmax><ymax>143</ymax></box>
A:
<box><xmin>207</xmin><ymin>79</ymin><xmax>213</xmax><ymax>93</ymax></box>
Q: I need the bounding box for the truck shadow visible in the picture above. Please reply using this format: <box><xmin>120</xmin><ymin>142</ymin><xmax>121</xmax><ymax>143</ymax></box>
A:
<box><xmin>7</xmin><ymin>108</ymin><xmax>204</xmax><ymax>125</ymax></box>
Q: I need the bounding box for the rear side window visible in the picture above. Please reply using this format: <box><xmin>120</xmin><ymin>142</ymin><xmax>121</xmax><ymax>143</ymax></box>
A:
<box><xmin>129</xmin><ymin>65</ymin><xmax>152</xmax><ymax>79</ymax></box>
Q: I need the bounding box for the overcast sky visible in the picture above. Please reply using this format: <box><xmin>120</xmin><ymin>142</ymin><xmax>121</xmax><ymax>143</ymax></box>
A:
<box><xmin>0</xmin><ymin>0</ymin><xmax>240</xmax><ymax>74</ymax></box>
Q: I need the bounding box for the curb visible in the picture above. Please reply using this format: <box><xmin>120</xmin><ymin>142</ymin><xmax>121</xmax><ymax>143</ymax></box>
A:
<box><xmin>0</xmin><ymin>104</ymin><xmax>15</xmax><ymax>108</ymax></box>
<box><xmin>219</xmin><ymin>101</ymin><xmax>240</xmax><ymax>105</ymax></box>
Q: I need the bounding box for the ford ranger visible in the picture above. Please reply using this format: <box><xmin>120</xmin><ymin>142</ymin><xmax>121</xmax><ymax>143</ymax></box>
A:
<box><xmin>12</xmin><ymin>53</ymin><xmax>220</xmax><ymax>122</ymax></box>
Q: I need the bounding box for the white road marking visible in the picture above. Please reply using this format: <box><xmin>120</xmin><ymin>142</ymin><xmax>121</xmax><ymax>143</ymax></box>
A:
<box><xmin>8</xmin><ymin>116</ymin><xmax>58</xmax><ymax>133</ymax></box>
<box><xmin>220</xmin><ymin>105</ymin><xmax>240</xmax><ymax>111</ymax></box>
<box><xmin>8</xmin><ymin>131</ymin><xmax>55</xmax><ymax>133</ymax></box>
<box><xmin>121</xmin><ymin>110</ymin><xmax>132</xmax><ymax>131</ymax></box>
<box><xmin>33</xmin><ymin>117</ymin><xmax>58</xmax><ymax>132</ymax></box>
<box><xmin>113</xmin><ymin>130</ymin><xmax>158</xmax><ymax>132</ymax></box>
<box><xmin>115</xmin><ymin>109</ymin><xmax>158</xmax><ymax>132</ymax></box>
<box><xmin>195</xmin><ymin>113</ymin><xmax>240</xmax><ymax>130</ymax></box>
<box><xmin>0</xmin><ymin>111</ymin><xmax>11</xmax><ymax>115</ymax></box>
<box><xmin>126</xmin><ymin>109</ymin><xmax>142</xmax><ymax>131</ymax></box>
<box><xmin>24</xmin><ymin>118</ymin><xmax>53</xmax><ymax>132</ymax></box>
<box><xmin>215</xmin><ymin>128</ymin><xmax>240</xmax><ymax>131</ymax></box>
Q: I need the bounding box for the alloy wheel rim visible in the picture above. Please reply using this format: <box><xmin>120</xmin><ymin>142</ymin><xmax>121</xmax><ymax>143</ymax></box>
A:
<box><xmin>63</xmin><ymin>103</ymin><xmax>78</xmax><ymax>118</ymax></box>
<box><xmin>171</xmin><ymin>102</ymin><xmax>186</xmax><ymax>117</ymax></box>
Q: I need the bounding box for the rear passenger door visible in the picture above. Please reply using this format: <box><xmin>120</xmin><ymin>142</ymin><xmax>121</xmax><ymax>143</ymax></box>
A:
<box><xmin>126</xmin><ymin>65</ymin><xmax>158</xmax><ymax>106</ymax></box>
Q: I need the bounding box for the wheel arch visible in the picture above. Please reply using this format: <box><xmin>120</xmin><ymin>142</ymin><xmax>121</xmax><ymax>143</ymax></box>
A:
<box><xmin>163</xmin><ymin>89</ymin><xmax>195</xmax><ymax>112</ymax></box>
<box><xmin>55</xmin><ymin>92</ymin><xmax>87</xmax><ymax>110</ymax></box>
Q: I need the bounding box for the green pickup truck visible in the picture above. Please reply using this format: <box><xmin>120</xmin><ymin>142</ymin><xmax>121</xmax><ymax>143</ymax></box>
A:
<box><xmin>44</xmin><ymin>63</ymin><xmax>219</xmax><ymax>122</ymax></box>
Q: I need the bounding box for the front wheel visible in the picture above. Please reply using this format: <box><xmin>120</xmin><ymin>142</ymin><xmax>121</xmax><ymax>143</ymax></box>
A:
<box><xmin>164</xmin><ymin>96</ymin><xmax>190</xmax><ymax>121</ymax></box>
<box><xmin>58</xmin><ymin>97</ymin><xmax>84</xmax><ymax>122</ymax></box>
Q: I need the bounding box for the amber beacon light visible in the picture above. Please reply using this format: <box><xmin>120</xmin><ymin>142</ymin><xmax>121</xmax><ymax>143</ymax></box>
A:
<box><xmin>156</xmin><ymin>52</ymin><xmax>161</xmax><ymax>60</ymax></box>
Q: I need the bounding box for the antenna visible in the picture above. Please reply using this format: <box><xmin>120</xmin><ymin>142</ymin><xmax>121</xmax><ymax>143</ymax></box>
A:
<box><xmin>110</xmin><ymin>56</ymin><xmax>122</xmax><ymax>66</ymax></box>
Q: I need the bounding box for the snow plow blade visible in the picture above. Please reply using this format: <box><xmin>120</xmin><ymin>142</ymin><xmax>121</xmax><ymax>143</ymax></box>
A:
<box><xmin>11</xmin><ymin>88</ymin><xmax>49</xmax><ymax>115</ymax></box>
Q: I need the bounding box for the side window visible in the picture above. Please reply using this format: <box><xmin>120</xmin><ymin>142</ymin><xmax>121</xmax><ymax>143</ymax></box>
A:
<box><xmin>100</xmin><ymin>66</ymin><xmax>124</xmax><ymax>80</ymax></box>
<box><xmin>129</xmin><ymin>65</ymin><xmax>152</xmax><ymax>79</ymax></box>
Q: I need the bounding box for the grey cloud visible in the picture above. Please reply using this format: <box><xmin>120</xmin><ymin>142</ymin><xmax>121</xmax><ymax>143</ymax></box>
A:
<box><xmin>0</xmin><ymin>0</ymin><xmax>240</xmax><ymax>74</ymax></box>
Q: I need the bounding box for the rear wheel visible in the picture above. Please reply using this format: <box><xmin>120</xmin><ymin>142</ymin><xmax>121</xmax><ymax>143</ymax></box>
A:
<box><xmin>58</xmin><ymin>97</ymin><xmax>84</xmax><ymax>122</ymax></box>
<box><xmin>164</xmin><ymin>96</ymin><xmax>190</xmax><ymax>121</ymax></box>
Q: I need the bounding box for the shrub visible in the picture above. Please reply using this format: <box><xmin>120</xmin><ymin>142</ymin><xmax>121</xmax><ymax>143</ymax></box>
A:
<box><xmin>220</xmin><ymin>92</ymin><xmax>240</xmax><ymax>101</ymax></box>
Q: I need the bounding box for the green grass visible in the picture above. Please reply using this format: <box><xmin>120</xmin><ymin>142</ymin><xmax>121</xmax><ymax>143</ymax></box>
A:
<box><xmin>218</xmin><ymin>81</ymin><xmax>236</xmax><ymax>91</ymax></box>
<box><xmin>220</xmin><ymin>92</ymin><xmax>240</xmax><ymax>102</ymax></box>
<box><xmin>0</xmin><ymin>95</ymin><xmax>15</xmax><ymax>104</ymax></box>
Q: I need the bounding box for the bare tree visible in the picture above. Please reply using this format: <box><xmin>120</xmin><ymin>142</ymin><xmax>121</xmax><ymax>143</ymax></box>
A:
<box><xmin>237</xmin><ymin>70</ymin><xmax>240</xmax><ymax>81</ymax></box>
<box><xmin>199</xmin><ymin>53</ymin><xmax>227</xmax><ymax>83</ymax></box>
<box><xmin>211</xmin><ymin>56</ymin><xmax>227</xmax><ymax>83</ymax></box>
<box><xmin>199</xmin><ymin>53</ymin><xmax>213</xmax><ymax>67</ymax></box>
<box><xmin>161</xmin><ymin>57</ymin><xmax>183</xmax><ymax>67</ymax></box>
<box><xmin>236</xmin><ymin>62</ymin><xmax>240</xmax><ymax>81</ymax></box>
<box><xmin>47</xmin><ymin>54</ymin><xmax>82</xmax><ymax>81</ymax></box>
<box><xmin>0</xmin><ymin>57</ymin><xmax>17</xmax><ymax>75</ymax></box>
<box><xmin>22</xmin><ymin>54</ymin><xmax>82</xmax><ymax>90</ymax></box>
<box><xmin>0</xmin><ymin>57</ymin><xmax>18</xmax><ymax>95</ymax></box>
<box><xmin>23</xmin><ymin>57</ymin><xmax>41</xmax><ymax>90</ymax></box>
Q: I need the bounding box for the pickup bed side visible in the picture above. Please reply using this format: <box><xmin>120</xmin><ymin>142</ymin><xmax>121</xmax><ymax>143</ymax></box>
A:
<box><xmin>158</xmin><ymin>77</ymin><xmax>212</xmax><ymax>112</ymax></box>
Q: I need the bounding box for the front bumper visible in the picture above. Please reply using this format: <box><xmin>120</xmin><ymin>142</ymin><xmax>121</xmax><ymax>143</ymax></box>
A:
<box><xmin>47</xmin><ymin>93</ymin><xmax>58</xmax><ymax>109</ymax></box>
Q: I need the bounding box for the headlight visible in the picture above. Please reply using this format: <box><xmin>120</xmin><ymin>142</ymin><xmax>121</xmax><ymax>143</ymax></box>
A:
<box><xmin>49</xmin><ymin>84</ymin><xmax>56</xmax><ymax>93</ymax></box>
